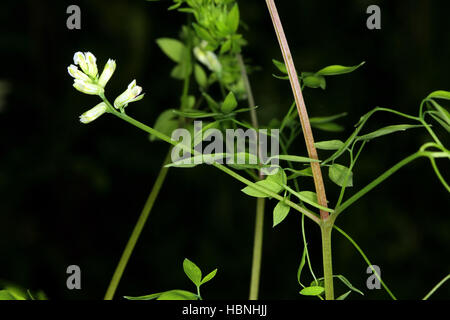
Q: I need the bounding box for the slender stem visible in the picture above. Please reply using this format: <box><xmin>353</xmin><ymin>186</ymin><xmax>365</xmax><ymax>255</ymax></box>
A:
<box><xmin>237</xmin><ymin>52</ymin><xmax>267</xmax><ymax>300</ymax></box>
<box><xmin>320</xmin><ymin>221</ymin><xmax>334</xmax><ymax>300</ymax></box>
<box><xmin>422</xmin><ymin>274</ymin><xmax>450</xmax><ymax>300</ymax></box>
<box><xmin>249</xmin><ymin>198</ymin><xmax>265</xmax><ymax>300</ymax></box>
<box><xmin>237</xmin><ymin>53</ymin><xmax>258</xmax><ymax>129</ymax></box>
<box><xmin>105</xmin><ymin>106</ymin><xmax>321</xmax><ymax>224</ymax></box>
<box><xmin>265</xmin><ymin>0</ymin><xmax>329</xmax><ymax>220</ymax></box>
<box><xmin>333</xmin><ymin>225</ymin><xmax>397</xmax><ymax>300</ymax></box>
<box><xmin>104</xmin><ymin>151</ymin><xmax>172</xmax><ymax>300</ymax></box>
<box><xmin>266</xmin><ymin>0</ymin><xmax>333</xmax><ymax>299</ymax></box>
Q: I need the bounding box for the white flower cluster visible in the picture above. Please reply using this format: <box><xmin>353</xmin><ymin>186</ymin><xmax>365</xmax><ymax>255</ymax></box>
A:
<box><xmin>68</xmin><ymin>51</ymin><xmax>144</xmax><ymax>123</ymax></box>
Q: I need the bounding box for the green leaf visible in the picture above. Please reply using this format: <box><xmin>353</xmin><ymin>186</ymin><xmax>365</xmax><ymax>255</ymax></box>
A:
<box><xmin>220</xmin><ymin>38</ymin><xmax>232</xmax><ymax>54</ymax></box>
<box><xmin>156</xmin><ymin>38</ymin><xmax>185</xmax><ymax>63</ymax></box>
<box><xmin>200</xmin><ymin>269</ymin><xmax>218</xmax><ymax>285</ymax></box>
<box><xmin>309</xmin><ymin>112</ymin><xmax>348</xmax><ymax>124</ymax></box>
<box><xmin>150</xmin><ymin>109</ymin><xmax>179</xmax><ymax>142</ymax></box>
<box><xmin>284</xmin><ymin>185</ymin><xmax>333</xmax><ymax>212</ymax></box>
<box><xmin>334</xmin><ymin>274</ymin><xmax>364</xmax><ymax>296</ymax></box>
<box><xmin>356</xmin><ymin>124</ymin><xmax>423</xmax><ymax>141</ymax></box>
<box><xmin>426</xmin><ymin>90</ymin><xmax>450</xmax><ymax>101</ymax></box>
<box><xmin>157</xmin><ymin>290</ymin><xmax>199</xmax><ymax>300</ymax></box>
<box><xmin>124</xmin><ymin>292</ymin><xmax>163</xmax><ymax>300</ymax></box>
<box><xmin>336</xmin><ymin>291</ymin><xmax>352</xmax><ymax>300</ymax></box>
<box><xmin>303</xmin><ymin>75</ymin><xmax>326</xmax><ymax>90</ymax></box>
<box><xmin>202</xmin><ymin>92</ymin><xmax>220</xmax><ymax>112</ymax></box>
<box><xmin>194</xmin><ymin>64</ymin><xmax>208</xmax><ymax>88</ymax></box>
<box><xmin>273</xmin><ymin>200</ymin><xmax>290</xmax><ymax>227</ymax></box>
<box><xmin>299</xmin><ymin>286</ymin><xmax>324</xmax><ymax>296</ymax></box>
<box><xmin>0</xmin><ymin>290</ymin><xmax>16</xmax><ymax>300</ymax></box>
<box><xmin>329</xmin><ymin>164</ymin><xmax>353</xmax><ymax>187</ymax></box>
<box><xmin>241</xmin><ymin>169</ymin><xmax>286</xmax><ymax>198</ymax></box>
<box><xmin>311</xmin><ymin>122</ymin><xmax>345</xmax><ymax>132</ymax></box>
<box><xmin>227</xmin><ymin>4</ymin><xmax>240</xmax><ymax>32</ymax></box>
<box><xmin>221</xmin><ymin>91</ymin><xmax>238</xmax><ymax>113</ymax></box>
<box><xmin>272</xmin><ymin>59</ymin><xmax>288</xmax><ymax>74</ymax></box>
<box><xmin>315</xmin><ymin>140</ymin><xmax>345</xmax><ymax>150</ymax></box>
<box><xmin>193</xmin><ymin>23</ymin><xmax>216</xmax><ymax>45</ymax></box>
<box><xmin>428</xmin><ymin>99</ymin><xmax>450</xmax><ymax>126</ymax></box>
<box><xmin>173</xmin><ymin>110</ymin><xmax>221</xmax><ymax>119</ymax></box>
<box><xmin>183</xmin><ymin>258</ymin><xmax>202</xmax><ymax>287</ymax></box>
<box><xmin>315</xmin><ymin>62</ymin><xmax>365</xmax><ymax>76</ymax></box>
<box><xmin>297</xmin><ymin>191</ymin><xmax>317</xmax><ymax>203</ymax></box>
<box><xmin>285</xmin><ymin>167</ymin><xmax>313</xmax><ymax>180</ymax></box>
<box><xmin>297</xmin><ymin>247</ymin><xmax>307</xmax><ymax>286</ymax></box>
<box><xmin>428</xmin><ymin>111</ymin><xmax>450</xmax><ymax>132</ymax></box>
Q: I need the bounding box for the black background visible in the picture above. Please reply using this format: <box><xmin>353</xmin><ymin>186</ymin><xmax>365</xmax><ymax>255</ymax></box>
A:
<box><xmin>0</xmin><ymin>0</ymin><xmax>449</xmax><ymax>300</ymax></box>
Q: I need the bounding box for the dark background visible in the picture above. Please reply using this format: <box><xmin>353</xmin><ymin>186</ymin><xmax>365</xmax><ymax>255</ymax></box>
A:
<box><xmin>0</xmin><ymin>0</ymin><xmax>449</xmax><ymax>300</ymax></box>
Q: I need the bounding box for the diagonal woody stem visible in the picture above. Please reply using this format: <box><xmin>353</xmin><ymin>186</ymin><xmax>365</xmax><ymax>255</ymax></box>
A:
<box><xmin>265</xmin><ymin>0</ymin><xmax>329</xmax><ymax>220</ymax></box>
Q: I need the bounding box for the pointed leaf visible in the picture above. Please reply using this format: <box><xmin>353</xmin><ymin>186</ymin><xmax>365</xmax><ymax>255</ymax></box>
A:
<box><xmin>227</xmin><ymin>4</ymin><xmax>240</xmax><ymax>32</ymax></box>
<box><xmin>156</xmin><ymin>38</ymin><xmax>185</xmax><ymax>63</ymax></box>
<box><xmin>315</xmin><ymin>140</ymin><xmax>345</xmax><ymax>150</ymax></box>
<box><xmin>426</xmin><ymin>90</ymin><xmax>450</xmax><ymax>101</ymax></box>
<box><xmin>303</xmin><ymin>75</ymin><xmax>326</xmax><ymax>90</ymax></box>
<box><xmin>329</xmin><ymin>164</ymin><xmax>353</xmax><ymax>187</ymax></box>
<box><xmin>272</xmin><ymin>59</ymin><xmax>288</xmax><ymax>74</ymax></box>
<box><xmin>221</xmin><ymin>91</ymin><xmax>238</xmax><ymax>113</ymax></box>
<box><xmin>157</xmin><ymin>290</ymin><xmax>199</xmax><ymax>300</ymax></box>
<box><xmin>273</xmin><ymin>200</ymin><xmax>290</xmax><ymax>227</ymax></box>
<box><xmin>356</xmin><ymin>124</ymin><xmax>423</xmax><ymax>141</ymax></box>
<box><xmin>337</xmin><ymin>291</ymin><xmax>352</xmax><ymax>300</ymax></box>
<box><xmin>194</xmin><ymin>64</ymin><xmax>208</xmax><ymax>88</ymax></box>
<box><xmin>315</xmin><ymin>62</ymin><xmax>365</xmax><ymax>76</ymax></box>
<box><xmin>200</xmin><ymin>269</ymin><xmax>218</xmax><ymax>285</ymax></box>
<box><xmin>183</xmin><ymin>258</ymin><xmax>202</xmax><ymax>287</ymax></box>
<box><xmin>299</xmin><ymin>286</ymin><xmax>324</xmax><ymax>296</ymax></box>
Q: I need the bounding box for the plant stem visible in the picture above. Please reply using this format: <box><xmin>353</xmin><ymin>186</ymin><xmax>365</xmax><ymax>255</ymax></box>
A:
<box><xmin>104</xmin><ymin>151</ymin><xmax>172</xmax><ymax>300</ymax></box>
<box><xmin>266</xmin><ymin>0</ymin><xmax>333</xmax><ymax>299</ymax></box>
<box><xmin>265</xmin><ymin>0</ymin><xmax>329</xmax><ymax>220</ymax></box>
<box><xmin>249</xmin><ymin>197</ymin><xmax>265</xmax><ymax>300</ymax></box>
<box><xmin>237</xmin><ymin>52</ymin><xmax>267</xmax><ymax>300</ymax></box>
<box><xmin>104</xmin><ymin>106</ymin><xmax>321</xmax><ymax>223</ymax></box>
<box><xmin>422</xmin><ymin>274</ymin><xmax>450</xmax><ymax>300</ymax></box>
<box><xmin>320</xmin><ymin>220</ymin><xmax>334</xmax><ymax>300</ymax></box>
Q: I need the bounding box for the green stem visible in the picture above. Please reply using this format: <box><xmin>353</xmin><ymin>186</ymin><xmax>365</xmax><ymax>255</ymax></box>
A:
<box><xmin>103</xmin><ymin>103</ymin><xmax>320</xmax><ymax>223</ymax></box>
<box><xmin>335</xmin><ymin>150</ymin><xmax>448</xmax><ymax>218</ymax></box>
<box><xmin>104</xmin><ymin>151</ymin><xmax>172</xmax><ymax>300</ymax></box>
<box><xmin>422</xmin><ymin>274</ymin><xmax>450</xmax><ymax>300</ymax></box>
<box><xmin>320</xmin><ymin>219</ymin><xmax>334</xmax><ymax>300</ymax></box>
<box><xmin>333</xmin><ymin>225</ymin><xmax>397</xmax><ymax>300</ymax></box>
<box><xmin>249</xmin><ymin>198</ymin><xmax>265</xmax><ymax>300</ymax></box>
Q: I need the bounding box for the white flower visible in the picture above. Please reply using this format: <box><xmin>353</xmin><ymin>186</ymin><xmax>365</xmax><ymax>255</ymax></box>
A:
<box><xmin>73</xmin><ymin>51</ymin><xmax>98</xmax><ymax>78</ymax></box>
<box><xmin>73</xmin><ymin>52</ymin><xmax>90</xmax><ymax>75</ymax></box>
<box><xmin>67</xmin><ymin>64</ymin><xmax>91</xmax><ymax>82</ymax></box>
<box><xmin>98</xmin><ymin>59</ymin><xmax>116</xmax><ymax>88</ymax></box>
<box><xmin>79</xmin><ymin>102</ymin><xmax>108</xmax><ymax>124</ymax></box>
<box><xmin>73</xmin><ymin>79</ymin><xmax>104</xmax><ymax>95</ymax></box>
<box><xmin>193</xmin><ymin>45</ymin><xmax>222</xmax><ymax>74</ymax></box>
<box><xmin>114</xmin><ymin>80</ymin><xmax>144</xmax><ymax>109</ymax></box>
<box><xmin>85</xmin><ymin>52</ymin><xmax>98</xmax><ymax>78</ymax></box>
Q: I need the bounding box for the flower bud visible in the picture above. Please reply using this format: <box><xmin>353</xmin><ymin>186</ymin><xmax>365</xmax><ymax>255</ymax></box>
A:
<box><xmin>85</xmin><ymin>52</ymin><xmax>98</xmax><ymax>78</ymax></box>
<box><xmin>193</xmin><ymin>46</ymin><xmax>222</xmax><ymax>74</ymax></box>
<box><xmin>67</xmin><ymin>64</ymin><xmax>91</xmax><ymax>82</ymax></box>
<box><xmin>113</xmin><ymin>80</ymin><xmax>144</xmax><ymax>109</ymax></box>
<box><xmin>98</xmin><ymin>59</ymin><xmax>116</xmax><ymax>88</ymax></box>
<box><xmin>79</xmin><ymin>102</ymin><xmax>108</xmax><ymax>124</ymax></box>
<box><xmin>73</xmin><ymin>79</ymin><xmax>104</xmax><ymax>95</ymax></box>
<box><xmin>73</xmin><ymin>52</ymin><xmax>90</xmax><ymax>75</ymax></box>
